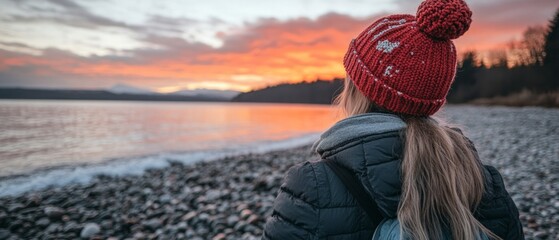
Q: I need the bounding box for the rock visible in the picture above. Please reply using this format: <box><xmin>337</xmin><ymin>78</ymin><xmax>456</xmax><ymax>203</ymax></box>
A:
<box><xmin>45</xmin><ymin>223</ymin><xmax>61</xmax><ymax>233</ymax></box>
<box><xmin>80</xmin><ymin>223</ymin><xmax>101</xmax><ymax>239</ymax></box>
<box><xmin>0</xmin><ymin>211</ymin><xmax>7</xmax><ymax>225</ymax></box>
<box><xmin>142</xmin><ymin>188</ymin><xmax>153</xmax><ymax>195</ymax></box>
<box><xmin>227</xmin><ymin>215</ymin><xmax>240</xmax><ymax>226</ymax></box>
<box><xmin>63</xmin><ymin>221</ymin><xmax>80</xmax><ymax>233</ymax></box>
<box><xmin>212</xmin><ymin>233</ymin><xmax>226</xmax><ymax>240</ymax></box>
<box><xmin>528</xmin><ymin>222</ymin><xmax>539</xmax><ymax>230</ymax></box>
<box><xmin>242</xmin><ymin>232</ymin><xmax>258</xmax><ymax>240</ymax></box>
<box><xmin>534</xmin><ymin>231</ymin><xmax>549</xmax><ymax>239</ymax></box>
<box><xmin>182</xmin><ymin>212</ymin><xmax>197</xmax><ymax>222</ymax></box>
<box><xmin>240</xmin><ymin>209</ymin><xmax>253</xmax><ymax>219</ymax></box>
<box><xmin>234</xmin><ymin>221</ymin><xmax>247</xmax><ymax>231</ymax></box>
<box><xmin>7</xmin><ymin>204</ymin><xmax>24</xmax><ymax>213</ymax></box>
<box><xmin>35</xmin><ymin>217</ymin><xmax>50</xmax><ymax>228</ymax></box>
<box><xmin>8</xmin><ymin>220</ymin><xmax>22</xmax><ymax>231</ymax></box>
<box><xmin>205</xmin><ymin>190</ymin><xmax>221</xmax><ymax>201</ymax></box>
<box><xmin>100</xmin><ymin>220</ymin><xmax>112</xmax><ymax>229</ymax></box>
<box><xmin>159</xmin><ymin>194</ymin><xmax>172</xmax><ymax>204</ymax></box>
<box><xmin>0</xmin><ymin>229</ymin><xmax>11</xmax><ymax>239</ymax></box>
<box><xmin>198</xmin><ymin>213</ymin><xmax>210</xmax><ymax>221</ymax></box>
<box><xmin>247</xmin><ymin>215</ymin><xmax>259</xmax><ymax>225</ymax></box>
<box><xmin>142</xmin><ymin>219</ymin><xmax>162</xmax><ymax>232</ymax></box>
<box><xmin>25</xmin><ymin>195</ymin><xmax>42</xmax><ymax>207</ymax></box>
<box><xmin>176</xmin><ymin>221</ymin><xmax>188</xmax><ymax>231</ymax></box>
<box><xmin>133</xmin><ymin>232</ymin><xmax>146</xmax><ymax>239</ymax></box>
<box><xmin>44</xmin><ymin>206</ymin><xmax>65</xmax><ymax>220</ymax></box>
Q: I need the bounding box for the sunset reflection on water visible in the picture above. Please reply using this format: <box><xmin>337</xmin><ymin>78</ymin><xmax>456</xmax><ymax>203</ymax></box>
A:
<box><xmin>0</xmin><ymin>100</ymin><xmax>339</xmax><ymax>177</ymax></box>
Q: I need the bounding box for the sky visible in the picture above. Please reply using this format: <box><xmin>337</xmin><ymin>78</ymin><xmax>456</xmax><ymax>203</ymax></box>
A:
<box><xmin>0</xmin><ymin>0</ymin><xmax>558</xmax><ymax>92</ymax></box>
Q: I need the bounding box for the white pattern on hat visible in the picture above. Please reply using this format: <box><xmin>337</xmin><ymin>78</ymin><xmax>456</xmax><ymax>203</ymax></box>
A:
<box><xmin>376</xmin><ymin>40</ymin><xmax>400</xmax><ymax>53</ymax></box>
<box><xmin>384</xmin><ymin>66</ymin><xmax>393</xmax><ymax>77</ymax></box>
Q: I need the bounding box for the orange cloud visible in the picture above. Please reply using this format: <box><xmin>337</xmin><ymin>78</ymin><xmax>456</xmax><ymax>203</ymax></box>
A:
<box><xmin>1</xmin><ymin>7</ymin><xmax>557</xmax><ymax>91</ymax></box>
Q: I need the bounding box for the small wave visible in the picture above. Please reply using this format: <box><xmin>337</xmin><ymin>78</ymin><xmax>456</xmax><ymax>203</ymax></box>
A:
<box><xmin>0</xmin><ymin>134</ymin><xmax>319</xmax><ymax>197</ymax></box>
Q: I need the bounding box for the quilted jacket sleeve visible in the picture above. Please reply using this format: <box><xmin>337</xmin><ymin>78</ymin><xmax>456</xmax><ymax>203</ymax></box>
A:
<box><xmin>485</xmin><ymin>166</ymin><xmax>525</xmax><ymax>240</ymax></box>
<box><xmin>262</xmin><ymin>161</ymin><xmax>320</xmax><ymax>240</ymax></box>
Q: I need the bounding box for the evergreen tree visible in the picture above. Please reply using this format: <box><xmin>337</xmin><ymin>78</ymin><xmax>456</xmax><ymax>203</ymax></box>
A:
<box><xmin>543</xmin><ymin>8</ymin><xmax>559</xmax><ymax>89</ymax></box>
<box><xmin>448</xmin><ymin>51</ymin><xmax>478</xmax><ymax>102</ymax></box>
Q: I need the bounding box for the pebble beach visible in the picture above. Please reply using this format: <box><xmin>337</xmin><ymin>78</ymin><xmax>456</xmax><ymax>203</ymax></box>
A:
<box><xmin>0</xmin><ymin>106</ymin><xmax>558</xmax><ymax>240</ymax></box>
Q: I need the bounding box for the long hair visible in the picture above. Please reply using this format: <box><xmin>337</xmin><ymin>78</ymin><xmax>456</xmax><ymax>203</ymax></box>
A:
<box><xmin>335</xmin><ymin>77</ymin><xmax>500</xmax><ymax>240</ymax></box>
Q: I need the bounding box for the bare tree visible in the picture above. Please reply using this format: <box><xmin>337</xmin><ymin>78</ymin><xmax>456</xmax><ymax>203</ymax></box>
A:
<box><xmin>507</xmin><ymin>26</ymin><xmax>547</xmax><ymax>66</ymax></box>
<box><xmin>523</xmin><ymin>26</ymin><xmax>547</xmax><ymax>66</ymax></box>
<box><xmin>486</xmin><ymin>49</ymin><xmax>508</xmax><ymax>68</ymax></box>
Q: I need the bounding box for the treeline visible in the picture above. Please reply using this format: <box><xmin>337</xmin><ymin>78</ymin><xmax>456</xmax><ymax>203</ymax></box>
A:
<box><xmin>232</xmin><ymin>80</ymin><xmax>342</xmax><ymax>104</ymax></box>
<box><xmin>449</xmin><ymin>9</ymin><xmax>559</xmax><ymax>104</ymax></box>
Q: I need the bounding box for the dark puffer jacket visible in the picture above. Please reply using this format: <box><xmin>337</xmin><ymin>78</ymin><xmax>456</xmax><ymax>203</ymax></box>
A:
<box><xmin>262</xmin><ymin>113</ymin><xmax>524</xmax><ymax>240</ymax></box>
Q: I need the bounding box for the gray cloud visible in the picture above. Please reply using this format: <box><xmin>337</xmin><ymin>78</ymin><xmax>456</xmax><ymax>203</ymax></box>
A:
<box><xmin>394</xmin><ymin>0</ymin><xmax>559</xmax><ymax>28</ymax></box>
<box><xmin>2</xmin><ymin>0</ymin><xmax>141</xmax><ymax>31</ymax></box>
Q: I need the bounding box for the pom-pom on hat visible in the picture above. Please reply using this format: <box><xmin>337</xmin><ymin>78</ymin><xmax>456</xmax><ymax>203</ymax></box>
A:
<box><xmin>343</xmin><ymin>0</ymin><xmax>472</xmax><ymax>116</ymax></box>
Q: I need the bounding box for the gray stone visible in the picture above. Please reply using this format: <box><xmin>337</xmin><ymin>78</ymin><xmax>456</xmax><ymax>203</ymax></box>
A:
<box><xmin>143</xmin><ymin>218</ymin><xmax>162</xmax><ymax>231</ymax></box>
<box><xmin>534</xmin><ymin>231</ymin><xmax>549</xmax><ymax>239</ymax></box>
<box><xmin>205</xmin><ymin>190</ymin><xmax>221</xmax><ymax>201</ymax></box>
<box><xmin>45</xmin><ymin>223</ymin><xmax>61</xmax><ymax>233</ymax></box>
<box><xmin>227</xmin><ymin>215</ymin><xmax>240</xmax><ymax>226</ymax></box>
<box><xmin>212</xmin><ymin>233</ymin><xmax>226</xmax><ymax>240</ymax></box>
<box><xmin>35</xmin><ymin>217</ymin><xmax>50</xmax><ymax>228</ymax></box>
<box><xmin>80</xmin><ymin>223</ymin><xmax>101</xmax><ymax>238</ymax></box>
<box><xmin>0</xmin><ymin>211</ymin><xmax>6</xmax><ymax>223</ymax></box>
<box><xmin>159</xmin><ymin>194</ymin><xmax>172</xmax><ymax>204</ymax></box>
<box><xmin>182</xmin><ymin>212</ymin><xmax>197</xmax><ymax>222</ymax></box>
<box><xmin>7</xmin><ymin>204</ymin><xmax>24</xmax><ymax>213</ymax></box>
<box><xmin>0</xmin><ymin>229</ymin><xmax>11</xmax><ymax>239</ymax></box>
<box><xmin>63</xmin><ymin>221</ymin><xmax>80</xmax><ymax>233</ymax></box>
<box><xmin>44</xmin><ymin>206</ymin><xmax>65</xmax><ymax>220</ymax></box>
<box><xmin>176</xmin><ymin>222</ymin><xmax>188</xmax><ymax>231</ymax></box>
<box><xmin>247</xmin><ymin>215</ymin><xmax>259</xmax><ymax>225</ymax></box>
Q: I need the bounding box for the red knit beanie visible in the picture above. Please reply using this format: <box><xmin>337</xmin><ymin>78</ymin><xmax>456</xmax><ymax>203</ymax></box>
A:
<box><xmin>343</xmin><ymin>0</ymin><xmax>472</xmax><ymax>116</ymax></box>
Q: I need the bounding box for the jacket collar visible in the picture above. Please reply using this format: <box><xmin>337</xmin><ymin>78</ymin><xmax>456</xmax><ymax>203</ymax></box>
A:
<box><xmin>313</xmin><ymin>113</ymin><xmax>406</xmax><ymax>154</ymax></box>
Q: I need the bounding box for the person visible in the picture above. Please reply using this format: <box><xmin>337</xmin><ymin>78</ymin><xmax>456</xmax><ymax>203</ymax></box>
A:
<box><xmin>262</xmin><ymin>0</ymin><xmax>525</xmax><ymax>239</ymax></box>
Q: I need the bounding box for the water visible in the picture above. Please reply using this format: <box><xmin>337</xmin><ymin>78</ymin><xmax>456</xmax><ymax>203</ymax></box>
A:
<box><xmin>0</xmin><ymin>100</ymin><xmax>338</xmax><ymax>195</ymax></box>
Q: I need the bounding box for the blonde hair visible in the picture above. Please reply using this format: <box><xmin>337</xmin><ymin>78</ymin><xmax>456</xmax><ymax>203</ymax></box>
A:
<box><xmin>335</xmin><ymin>77</ymin><xmax>500</xmax><ymax>240</ymax></box>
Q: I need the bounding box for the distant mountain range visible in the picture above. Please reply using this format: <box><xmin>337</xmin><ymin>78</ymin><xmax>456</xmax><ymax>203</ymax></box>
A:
<box><xmin>107</xmin><ymin>83</ymin><xmax>240</xmax><ymax>100</ymax></box>
<box><xmin>0</xmin><ymin>84</ymin><xmax>241</xmax><ymax>102</ymax></box>
<box><xmin>233</xmin><ymin>79</ymin><xmax>343</xmax><ymax>104</ymax></box>
<box><xmin>169</xmin><ymin>88</ymin><xmax>240</xmax><ymax>100</ymax></box>
<box><xmin>0</xmin><ymin>81</ymin><xmax>344</xmax><ymax>104</ymax></box>
<box><xmin>107</xmin><ymin>84</ymin><xmax>156</xmax><ymax>95</ymax></box>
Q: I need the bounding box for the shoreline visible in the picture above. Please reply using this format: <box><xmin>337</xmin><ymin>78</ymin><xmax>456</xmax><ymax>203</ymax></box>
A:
<box><xmin>0</xmin><ymin>144</ymin><xmax>557</xmax><ymax>239</ymax></box>
<box><xmin>0</xmin><ymin>146</ymin><xmax>315</xmax><ymax>239</ymax></box>
<box><xmin>0</xmin><ymin>133</ymin><xmax>321</xmax><ymax>197</ymax></box>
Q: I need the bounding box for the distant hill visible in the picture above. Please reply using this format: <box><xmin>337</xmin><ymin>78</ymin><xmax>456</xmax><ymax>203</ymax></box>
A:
<box><xmin>233</xmin><ymin>79</ymin><xmax>343</xmax><ymax>104</ymax></box>
<box><xmin>107</xmin><ymin>83</ymin><xmax>158</xmax><ymax>95</ymax></box>
<box><xmin>170</xmin><ymin>88</ymin><xmax>240</xmax><ymax>100</ymax></box>
<box><xmin>0</xmin><ymin>88</ymin><xmax>226</xmax><ymax>102</ymax></box>
<box><xmin>105</xmin><ymin>83</ymin><xmax>239</xmax><ymax>100</ymax></box>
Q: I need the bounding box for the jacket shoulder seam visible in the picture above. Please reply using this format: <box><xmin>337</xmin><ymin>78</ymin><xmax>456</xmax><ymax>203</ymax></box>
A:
<box><xmin>320</xmin><ymin>130</ymin><xmax>401</xmax><ymax>158</ymax></box>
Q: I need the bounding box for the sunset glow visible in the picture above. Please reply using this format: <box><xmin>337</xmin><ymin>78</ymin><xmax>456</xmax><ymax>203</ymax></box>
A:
<box><xmin>0</xmin><ymin>0</ymin><xmax>557</xmax><ymax>92</ymax></box>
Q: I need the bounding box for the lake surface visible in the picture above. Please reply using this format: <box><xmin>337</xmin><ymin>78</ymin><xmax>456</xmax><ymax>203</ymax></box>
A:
<box><xmin>0</xmin><ymin>100</ymin><xmax>338</xmax><ymax>178</ymax></box>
